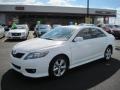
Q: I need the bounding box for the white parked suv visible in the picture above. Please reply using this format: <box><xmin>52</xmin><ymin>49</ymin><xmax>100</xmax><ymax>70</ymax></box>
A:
<box><xmin>10</xmin><ymin>26</ymin><xmax>115</xmax><ymax>78</ymax></box>
<box><xmin>6</xmin><ymin>24</ymin><xmax>29</xmax><ymax>40</ymax></box>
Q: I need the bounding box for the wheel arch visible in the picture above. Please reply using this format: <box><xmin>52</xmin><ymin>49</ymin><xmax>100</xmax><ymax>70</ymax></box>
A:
<box><xmin>49</xmin><ymin>54</ymin><xmax>70</xmax><ymax>67</ymax></box>
<box><xmin>106</xmin><ymin>45</ymin><xmax>113</xmax><ymax>54</ymax></box>
<box><xmin>48</xmin><ymin>53</ymin><xmax>70</xmax><ymax>77</ymax></box>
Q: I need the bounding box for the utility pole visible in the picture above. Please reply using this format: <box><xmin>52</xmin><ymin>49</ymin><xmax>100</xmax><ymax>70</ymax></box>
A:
<box><xmin>85</xmin><ymin>0</ymin><xmax>90</xmax><ymax>23</ymax></box>
<box><xmin>87</xmin><ymin>0</ymin><xmax>89</xmax><ymax>17</ymax></box>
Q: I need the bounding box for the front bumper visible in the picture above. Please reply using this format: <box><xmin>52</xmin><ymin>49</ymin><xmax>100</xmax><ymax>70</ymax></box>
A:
<box><xmin>10</xmin><ymin>55</ymin><xmax>50</xmax><ymax>78</ymax></box>
<box><xmin>6</xmin><ymin>36</ymin><xmax>27</xmax><ymax>39</ymax></box>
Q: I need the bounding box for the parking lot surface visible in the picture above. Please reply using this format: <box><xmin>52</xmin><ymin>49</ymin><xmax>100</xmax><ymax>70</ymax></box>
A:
<box><xmin>0</xmin><ymin>31</ymin><xmax>120</xmax><ymax>90</ymax></box>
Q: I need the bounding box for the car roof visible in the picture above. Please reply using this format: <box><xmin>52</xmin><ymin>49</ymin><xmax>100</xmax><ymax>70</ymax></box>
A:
<box><xmin>56</xmin><ymin>25</ymin><xmax>99</xmax><ymax>30</ymax></box>
<box><xmin>17</xmin><ymin>24</ymin><xmax>27</xmax><ymax>25</ymax></box>
<box><xmin>57</xmin><ymin>25</ymin><xmax>79</xmax><ymax>29</ymax></box>
<box><xmin>40</xmin><ymin>24</ymin><xmax>50</xmax><ymax>25</ymax></box>
<box><xmin>79</xmin><ymin>23</ymin><xmax>95</xmax><ymax>26</ymax></box>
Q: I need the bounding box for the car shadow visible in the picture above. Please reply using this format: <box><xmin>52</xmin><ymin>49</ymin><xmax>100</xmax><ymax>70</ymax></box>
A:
<box><xmin>1</xmin><ymin>58</ymin><xmax>120</xmax><ymax>90</ymax></box>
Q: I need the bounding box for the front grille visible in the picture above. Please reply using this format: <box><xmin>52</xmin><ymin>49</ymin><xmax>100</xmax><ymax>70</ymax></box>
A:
<box><xmin>12</xmin><ymin>51</ymin><xmax>25</xmax><ymax>58</ymax></box>
<box><xmin>12</xmin><ymin>33</ymin><xmax>21</xmax><ymax>36</ymax></box>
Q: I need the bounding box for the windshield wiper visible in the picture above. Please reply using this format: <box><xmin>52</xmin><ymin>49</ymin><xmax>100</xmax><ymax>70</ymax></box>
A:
<box><xmin>44</xmin><ymin>38</ymin><xmax>53</xmax><ymax>40</ymax></box>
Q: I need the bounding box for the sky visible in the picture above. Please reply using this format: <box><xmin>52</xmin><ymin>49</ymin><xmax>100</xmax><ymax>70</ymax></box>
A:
<box><xmin>0</xmin><ymin>0</ymin><xmax>120</xmax><ymax>9</ymax></box>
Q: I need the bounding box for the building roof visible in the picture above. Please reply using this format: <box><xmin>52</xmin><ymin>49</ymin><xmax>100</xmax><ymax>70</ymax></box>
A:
<box><xmin>0</xmin><ymin>4</ymin><xmax>116</xmax><ymax>16</ymax></box>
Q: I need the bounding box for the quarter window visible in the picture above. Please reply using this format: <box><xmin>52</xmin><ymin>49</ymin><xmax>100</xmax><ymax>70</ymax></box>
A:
<box><xmin>90</xmin><ymin>28</ymin><xmax>106</xmax><ymax>38</ymax></box>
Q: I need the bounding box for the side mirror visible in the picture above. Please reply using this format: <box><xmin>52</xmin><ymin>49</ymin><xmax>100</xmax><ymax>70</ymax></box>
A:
<box><xmin>73</xmin><ymin>37</ymin><xmax>83</xmax><ymax>42</ymax></box>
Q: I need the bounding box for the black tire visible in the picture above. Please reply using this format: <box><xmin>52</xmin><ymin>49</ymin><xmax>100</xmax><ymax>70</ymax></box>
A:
<box><xmin>104</xmin><ymin>47</ymin><xmax>112</xmax><ymax>60</ymax></box>
<box><xmin>49</xmin><ymin>56</ymin><xmax>69</xmax><ymax>78</ymax></box>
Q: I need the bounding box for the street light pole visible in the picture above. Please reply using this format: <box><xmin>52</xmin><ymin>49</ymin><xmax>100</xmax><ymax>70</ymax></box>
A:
<box><xmin>87</xmin><ymin>0</ymin><xmax>89</xmax><ymax>17</ymax></box>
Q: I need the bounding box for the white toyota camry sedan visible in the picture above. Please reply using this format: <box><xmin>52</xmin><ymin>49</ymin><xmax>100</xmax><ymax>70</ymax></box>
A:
<box><xmin>10</xmin><ymin>26</ymin><xmax>115</xmax><ymax>78</ymax></box>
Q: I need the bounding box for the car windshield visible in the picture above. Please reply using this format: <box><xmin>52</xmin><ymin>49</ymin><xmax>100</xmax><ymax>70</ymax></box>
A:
<box><xmin>16</xmin><ymin>25</ymin><xmax>25</xmax><ymax>29</ymax></box>
<box><xmin>37</xmin><ymin>25</ymin><xmax>50</xmax><ymax>32</ymax></box>
<box><xmin>41</xmin><ymin>27</ymin><xmax>75</xmax><ymax>41</ymax></box>
<box><xmin>11</xmin><ymin>25</ymin><xmax>25</xmax><ymax>30</ymax></box>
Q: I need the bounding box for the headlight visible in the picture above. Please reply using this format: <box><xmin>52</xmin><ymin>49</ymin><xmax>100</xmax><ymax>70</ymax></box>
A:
<box><xmin>6</xmin><ymin>32</ymin><xmax>11</xmax><ymax>37</ymax></box>
<box><xmin>24</xmin><ymin>51</ymin><xmax>49</xmax><ymax>60</ymax></box>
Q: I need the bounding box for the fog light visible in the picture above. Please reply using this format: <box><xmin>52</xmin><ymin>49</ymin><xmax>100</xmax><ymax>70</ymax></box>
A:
<box><xmin>25</xmin><ymin>69</ymin><xmax>36</xmax><ymax>73</ymax></box>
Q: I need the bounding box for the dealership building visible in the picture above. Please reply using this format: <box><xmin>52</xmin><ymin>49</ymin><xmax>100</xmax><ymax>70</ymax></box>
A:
<box><xmin>0</xmin><ymin>4</ymin><xmax>116</xmax><ymax>29</ymax></box>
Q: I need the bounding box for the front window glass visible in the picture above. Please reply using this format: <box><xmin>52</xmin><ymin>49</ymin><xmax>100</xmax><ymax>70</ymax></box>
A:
<box><xmin>41</xmin><ymin>27</ymin><xmax>75</xmax><ymax>41</ymax></box>
<box><xmin>76</xmin><ymin>28</ymin><xmax>92</xmax><ymax>40</ymax></box>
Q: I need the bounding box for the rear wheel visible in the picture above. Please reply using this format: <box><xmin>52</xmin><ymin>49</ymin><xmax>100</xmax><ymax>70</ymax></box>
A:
<box><xmin>49</xmin><ymin>56</ymin><xmax>68</xmax><ymax>78</ymax></box>
<box><xmin>104</xmin><ymin>47</ymin><xmax>112</xmax><ymax>60</ymax></box>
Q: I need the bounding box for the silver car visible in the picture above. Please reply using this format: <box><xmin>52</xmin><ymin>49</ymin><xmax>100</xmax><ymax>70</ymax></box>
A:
<box><xmin>0</xmin><ymin>25</ymin><xmax>5</xmax><ymax>38</ymax></box>
<box><xmin>34</xmin><ymin>24</ymin><xmax>51</xmax><ymax>37</ymax></box>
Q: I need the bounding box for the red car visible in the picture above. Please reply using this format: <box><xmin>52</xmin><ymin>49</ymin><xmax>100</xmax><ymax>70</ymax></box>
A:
<box><xmin>102</xmin><ymin>24</ymin><xmax>120</xmax><ymax>39</ymax></box>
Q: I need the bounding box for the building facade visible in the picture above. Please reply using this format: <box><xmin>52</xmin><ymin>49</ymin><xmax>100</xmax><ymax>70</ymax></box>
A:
<box><xmin>0</xmin><ymin>5</ymin><xmax>116</xmax><ymax>29</ymax></box>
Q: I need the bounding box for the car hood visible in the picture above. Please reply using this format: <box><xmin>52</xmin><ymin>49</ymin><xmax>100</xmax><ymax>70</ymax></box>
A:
<box><xmin>13</xmin><ymin>38</ymin><xmax>65</xmax><ymax>52</ymax></box>
<box><xmin>9</xmin><ymin>29</ymin><xmax>26</xmax><ymax>33</ymax></box>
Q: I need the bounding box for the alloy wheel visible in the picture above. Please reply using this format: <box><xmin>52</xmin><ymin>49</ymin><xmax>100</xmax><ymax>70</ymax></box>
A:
<box><xmin>53</xmin><ymin>59</ymin><xmax>67</xmax><ymax>77</ymax></box>
<box><xmin>105</xmin><ymin>48</ymin><xmax>112</xmax><ymax>60</ymax></box>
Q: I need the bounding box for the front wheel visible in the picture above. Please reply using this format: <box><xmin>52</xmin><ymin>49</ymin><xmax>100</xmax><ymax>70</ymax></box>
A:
<box><xmin>104</xmin><ymin>47</ymin><xmax>112</xmax><ymax>60</ymax></box>
<box><xmin>49</xmin><ymin>56</ymin><xmax>68</xmax><ymax>78</ymax></box>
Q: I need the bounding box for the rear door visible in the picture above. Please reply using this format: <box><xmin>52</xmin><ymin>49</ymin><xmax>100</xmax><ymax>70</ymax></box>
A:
<box><xmin>89</xmin><ymin>27</ymin><xmax>107</xmax><ymax>57</ymax></box>
<box><xmin>70</xmin><ymin>27</ymin><xmax>107</xmax><ymax>65</ymax></box>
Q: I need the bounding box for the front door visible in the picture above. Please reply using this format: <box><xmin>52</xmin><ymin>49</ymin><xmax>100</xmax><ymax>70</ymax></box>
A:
<box><xmin>70</xmin><ymin>28</ymin><xmax>95</xmax><ymax>65</ymax></box>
